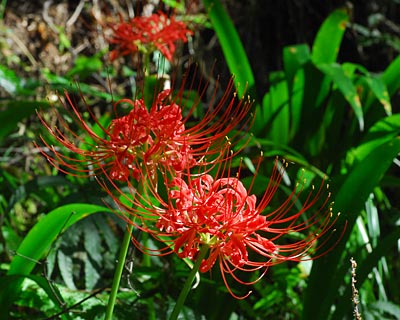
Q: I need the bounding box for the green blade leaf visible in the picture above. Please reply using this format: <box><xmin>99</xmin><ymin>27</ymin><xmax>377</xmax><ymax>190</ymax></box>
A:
<box><xmin>202</xmin><ymin>0</ymin><xmax>255</xmax><ymax>98</ymax></box>
<box><xmin>348</xmin><ymin>113</ymin><xmax>400</xmax><ymax>163</ymax></box>
<box><xmin>2</xmin><ymin>203</ymin><xmax>113</xmax><ymax>318</ymax></box>
<box><xmin>311</xmin><ymin>9</ymin><xmax>349</xmax><ymax>64</ymax></box>
<box><xmin>57</xmin><ymin>250</ymin><xmax>77</xmax><ymax>290</ymax></box>
<box><xmin>318</xmin><ymin>63</ymin><xmax>364</xmax><ymax>130</ymax></box>
<box><xmin>0</xmin><ymin>274</ymin><xmax>70</xmax><ymax>320</ymax></box>
<box><xmin>84</xmin><ymin>258</ymin><xmax>101</xmax><ymax>290</ymax></box>
<box><xmin>8</xmin><ymin>203</ymin><xmax>112</xmax><ymax>276</ymax></box>
<box><xmin>382</xmin><ymin>54</ymin><xmax>400</xmax><ymax>96</ymax></box>
<box><xmin>332</xmin><ymin>227</ymin><xmax>400</xmax><ymax>319</ymax></box>
<box><xmin>261</xmin><ymin>71</ymin><xmax>290</xmax><ymax>144</ymax></box>
<box><xmin>364</xmin><ymin>75</ymin><xmax>392</xmax><ymax>115</ymax></box>
<box><xmin>283</xmin><ymin>44</ymin><xmax>310</xmax><ymax>95</ymax></box>
<box><xmin>303</xmin><ymin>137</ymin><xmax>400</xmax><ymax>320</ymax></box>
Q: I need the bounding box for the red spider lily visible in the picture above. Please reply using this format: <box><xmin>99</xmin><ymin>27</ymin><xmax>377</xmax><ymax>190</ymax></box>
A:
<box><xmin>37</xmin><ymin>78</ymin><xmax>253</xmax><ymax>181</ymax></box>
<box><xmin>102</xmin><ymin>157</ymin><xmax>344</xmax><ymax>298</ymax></box>
<box><xmin>108</xmin><ymin>12</ymin><xmax>193</xmax><ymax>61</ymax></box>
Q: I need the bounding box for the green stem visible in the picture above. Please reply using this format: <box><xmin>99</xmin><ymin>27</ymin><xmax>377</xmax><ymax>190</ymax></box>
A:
<box><xmin>105</xmin><ymin>223</ymin><xmax>134</xmax><ymax>320</ymax></box>
<box><xmin>169</xmin><ymin>245</ymin><xmax>209</xmax><ymax>320</ymax></box>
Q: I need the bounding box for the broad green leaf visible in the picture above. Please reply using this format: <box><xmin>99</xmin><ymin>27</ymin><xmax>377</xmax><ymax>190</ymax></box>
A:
<box><xmin>0</xmin><ymin>100</ymin><xmax>50</xmax><ymax>139</ymax></box>
<box><xmin>282</xmin><ymin>45</ymin><xmax>310</xmax><ymax>139</ymax></box>
<box><xmin>312</xmin><ymin>9</ymin><xmax>349</xmax><ymax>64</ymax></box>
<box><xmin>94</xmin><ymin>215</ymin><xmax>119</xmax><ymax>256</ymax></box>
<box><xmin>288</xmin><ymin>67</ymin><xmax>306</xmax><ymax>140</ymax></box>
<box><xmin>84</xmin><ymin>220</ymin><xmax>103</xmax><ymax>265</ymax></box>
<box><xmin>347</xmin><ymin>113</ymin><xmax>400</xmax><ymax>164</ymax></box>
<box><xmin>84</xmin><ymin>257</ymin><xmax>100</xmax><ymax>290</ymax></box>
<box><xmin>382</xmin><ymin>54</ymin><xmax>400</xmax><ymax>96</ymax></box>
<box><xmin>303</xmin><ymin>62</ymin><xmax>332</xmax><ymax>109</ymax></box>
<box><xmin>342</xmin><ymin>62</ymin><xmax>369</xmax><ymax>77</ymax></box>
<box><xmin>341</xmin><ymin>62</ymin><xmax>392</xmax><ymax>115</ymax></box>
<box><xmin>0</xmin><ymin>274</ymin><xmax>70</xmax><ymax>320</ymax></box>
<box><xmin>283</xmin><ymin>44</ymin><xmax>310</xmax><ymax>94</ymax></box>
<box><xmin>58</xmin><ymin>250</ymin><xmax>76</xmax><ymax>290</ymax></box>
<box><xmin>332</xmin><ymin>227</ymin><xmax>400</xmax><ymax>319</ymax></box>
<box><xmin>318</xmin><ymin>63</ymin><xmax>364</xmax><ymax>130</ymax></box>
<box><xmin>202</xmin><ymin>0</ymin><xmax>256</xmax><ymax>99</ymax></box>
<box><xmin>261</xmin><ymin>71</ymin><xmax>290</xmax><ymax>144</ymax></box>
<box><xmin>2</xmin><ymin>204</ymin><xmax>112</xmax><ymax>318</ymax></box>
<box><xmin>8</xmin><ymin>203</ymin><xmax>112</xmax><ymax>276</ymax></box>
<box><xmin>364</xmin><ymin>75</ymin><xmax>392</xmax><ymax>115</ymax></box>
<box><xmin>303</xmin><ymin>137</ymin><xmax>400</xmax><ymax>320</ymax></box>
<box><xmin>370</xmin><ymin>300</ymin><xmax>400</xmax><ymax>317</ymax></box>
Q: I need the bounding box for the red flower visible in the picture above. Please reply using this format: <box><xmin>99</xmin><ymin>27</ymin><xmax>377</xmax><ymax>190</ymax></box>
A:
<box><xmin>106</xmin><ymin>158</ymin><xmax>343</xmax><ymax>298</ymax></box>
<box><xmin>37</xmin><ymin>79</ymin><xmax>253</xmax><ymax>181</ymax></box>
<box><xmin>108</xmin><ymin>12</ymin><xmax>193</xmax><ymax>61</ymax></box>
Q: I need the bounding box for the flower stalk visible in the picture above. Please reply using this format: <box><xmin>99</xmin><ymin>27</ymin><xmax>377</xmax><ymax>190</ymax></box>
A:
<box><xmin>169</xmin><ymin>245</ymin><xmax>209</xmax><ymax>320</ymax></box>
<box><xmin>105</xmin><ymin>223</ymin><xmax>134</xmax><ymax>320</ymax></box>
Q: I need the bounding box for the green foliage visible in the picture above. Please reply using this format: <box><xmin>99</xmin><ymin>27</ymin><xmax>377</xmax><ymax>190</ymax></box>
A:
<box><xmin>205</xmin><ymin>3</ymin><xmax>400</xmax><ymax>319</ymax></box>
<box><xmin>202</xmin><ymin>0</ymin><xmax>256</xmax><ymax>98</ymax></box>
<box><xmin>1</xmin><ymin>2</ymin><xmax>400</xmax><ymax>319</ymax></box>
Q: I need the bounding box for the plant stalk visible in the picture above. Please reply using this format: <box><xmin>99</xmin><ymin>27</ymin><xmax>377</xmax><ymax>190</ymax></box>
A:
<box><xmin>105</xmin><ymin>223</ymin><xmax>134</xmax><ymax>320</ymax></box>
<box><xmin>169</xmin><ymin>245</ymin><xmax>209</xmax><ymax>320</ymax></box>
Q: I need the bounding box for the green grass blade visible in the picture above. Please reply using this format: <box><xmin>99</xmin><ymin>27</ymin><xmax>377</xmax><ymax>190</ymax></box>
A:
<box><xmin>202</xmin><ymin>0</ymin><xmax>255</xmax><ymax>98</ymax></box>
<box><xmin>348</xmin><ymin>114</ymin><xmax>400</xmax><ymax>162</ymax></box>
<box><xmin>303</xmin><ymin>137</ymin><xmax>400</xmax><ymax>320</ymax></box>
<box><xmin>0</xmin><ymin>274</ymin><xmax>71</xmax><ymax>320</ymax></box>
<box><xmin>332</xmin><ymin>226</ymin><xmax>400</xmax><ymax>319</ymax></box>
<box><xmin>8</xmin><ymin>203</ymin><xmax>112</xmax><ymax>276</ymax></box>
<box><xmin>283</xmin><ymin>44</ymin><xmax>310</xmax><ymax>95</ymax></box>
<box><xmin>311</xmin><ymin>9</ymin><xmax>349</xmax><ymax>64</ymax></box>
<box><xmin>261</xmin><ymin>71</ymin><xmax>289</xmax><ymax>144</ymax></box>
<box><xmin>318</xmin><ymin>63</ymin><xmax>364</xmax><ymax>130</ymax></box>
<box><xmin>1</xmin><ymin>203</ymin><xmax>112</xmax><ymax>318</ymax></box>
<box><xmin>364</xmin><ymin>75</ymin><xmax>392</xmax><ymax>115</ymax></box>
<box><xmin>382</xmin><ymin>54</ymin><xmax>400</xmax><ymax>96</ymax></box>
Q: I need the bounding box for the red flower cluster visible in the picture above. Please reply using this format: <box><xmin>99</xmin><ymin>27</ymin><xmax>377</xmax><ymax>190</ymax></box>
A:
<box><xmin>108</xmin><ymin>12</ymin><xmax>193</xmax><ymax>61</ymax></box>
<box><xmin>38</xmin><ymin>79</ymin><xmax>252</xmax><ymax>181</ymax></box>
<box><xmin>105</xmin><ymin>158</ymin><xmax>342</xmax><ymax>298</ymax></box>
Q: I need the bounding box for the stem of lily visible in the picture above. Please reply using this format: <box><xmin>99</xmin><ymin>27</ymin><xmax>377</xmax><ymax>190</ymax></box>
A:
<box><xmin>104</xmin><ymin>223</ymin><xmax>134</xmax><ymax>320</ymax></box>
<box><xmin>105</xmin><ymin>179</ymin><xmax>144</xmax><ymax>320</ymax></box>
<box><xmin>169</xmin><ymin>245</ymin><xmax>209</xmax><ymax>320</ymax></box>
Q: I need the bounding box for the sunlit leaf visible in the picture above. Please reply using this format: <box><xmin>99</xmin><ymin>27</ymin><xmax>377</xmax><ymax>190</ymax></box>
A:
<box><xmin>202</xmin><ymin>0</ymin><xmax>255</xmax><ymax>99</ymax></box>
<box><xmin>382</xmin><ymin>54</ymin><xmax>400</xmax><ymax>96</ymax></box>
<box><xmin>262</xmin><ymin>71</ymin><xmax>290</xmax><ymax>145</ymax></box>
<box><xmin>303</xmin><ymin>137</ymin><xmax>400</xmax><ymax>319</ymax></box>
<box><xmin>311</xmin><ymin>9</ymin><xmax>349</xmax><ymax>64</ymax></box>
<box><xmin>283</xmin><ymin>44</ymin><xmax>310</xmax><ymax>94</ymax></box>
<box><xmin>364</xmin><ymin>75</ymin><xmax>392</xmax><ymax>115</ymax></box>
<box><xmin>317</xmin><ymin>63</ymin><xmax>364</xmax><ymax>131</ymax></box>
